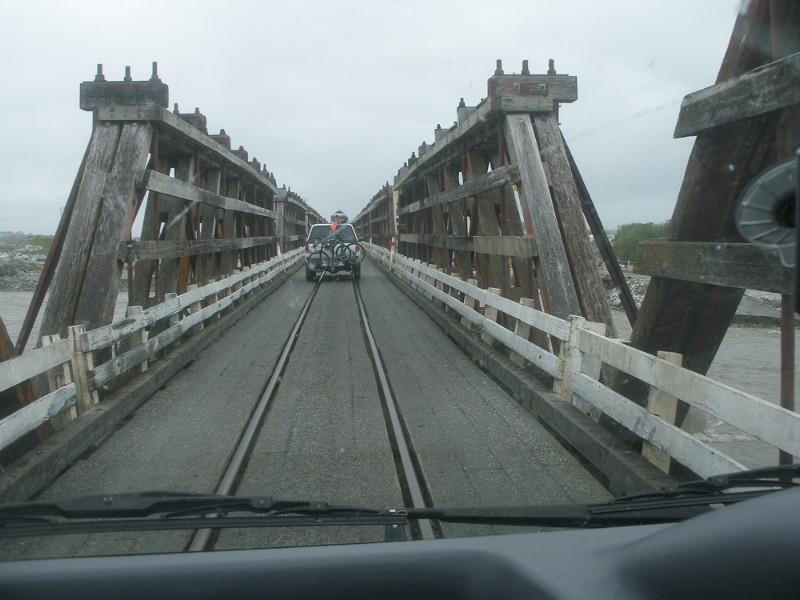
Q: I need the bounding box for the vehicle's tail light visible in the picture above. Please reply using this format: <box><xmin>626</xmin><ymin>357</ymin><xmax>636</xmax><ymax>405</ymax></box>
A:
<box><xmin>355</xmin><ymin>244</ymin><xmax>361</xmax><ymax>253</ymax></box>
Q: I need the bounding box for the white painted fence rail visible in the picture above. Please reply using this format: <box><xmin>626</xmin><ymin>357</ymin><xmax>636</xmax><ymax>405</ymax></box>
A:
<box><xmin>0</xmin><ymin>249</ymin><xmax>303</xmax><ymax>453</ymax></box>
<box><xmin>367</xmin><ymin>242</ymin><xmax>798</xmax><ymax>478</ymax></box>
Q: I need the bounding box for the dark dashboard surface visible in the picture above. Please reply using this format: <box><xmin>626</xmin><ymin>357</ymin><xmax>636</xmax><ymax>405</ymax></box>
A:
<box><xmin>1</xmin><ymin>486</ymin><xmax>798</xmax><ymax>600</ymax></box>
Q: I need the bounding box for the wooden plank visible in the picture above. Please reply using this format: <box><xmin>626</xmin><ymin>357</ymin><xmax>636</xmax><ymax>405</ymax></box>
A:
<box><xmin>0</xmin><ymin>339</ymin><xmax>72</xmax><ymax>392</ymax></box>
<box><xmin>0</xmin><ymin>385</ymin><xmax>77</xmax><ymax>452</ymax></box>
<box><xmin>560</xmin><ymin>131</ymin><xmax>638</xmax><ymax>327</ymax></box>
<box><xmin>572</xmin><ymin>373</ymin><xmax>746</xmax><ymax>478</ymax></box>
<box><xmin>194</xmin><ymin>168</ymin><xmax>222</xmax><ymax>285</ymax></box>
<box><xmin>395</xmin><ymin>101</ymin><xmax>493</xmax><ymax>187</ymax></box>
<box><xmin>532</xmin><ymin>113</ymin><xmax>616</xmax><ymax>337</ymax></box>
<box><xmin>635</xmin><ymin>240</ymin><xmax>793</xmax><ymax>294</ymax></box>
<box><xmin>396</xmin><ymin>165</ymin><xmax>519</xmax><ymax>216</ymax></box>
<box><xmin>642</xmin><ymin>351</ymin><xmax>683</xmax><ymax>473</ymax></box>
<box><xmin>157</xmin><ymin>155</ymin><xmax>194</xmax><ymax>298</ymax></box>
<box><xmin>15</xmin><ymin>140</ymin><xmax>92</xmax><ymax>353</ymax></box>
<box><xmin>469</xmin><ymin>151</ymin><xmax>506</xmax><ymax>290</ymax></box>
<box><xmin>96</xmin><ymin>105</ymin><xmax>279</xmax><ymax>194</ymax></box>
<box><xmin>73</xmin><ymin>122</ymin><xmax>152</xmax><ymax>330</ymax></box>
<box><xmin>38</xmin><ymin>123</ymin><xmax>122</xmax><ymax>339</ymax></box>
<box><xmin>674</xmin><ymin>51</ymin><xmax>800</xmax><ymax>137</ymax></box>
<box><xmin>579</xmin><ymin>328</ymin><xmax>800</xmax><ymax>457</ymax></box>
<box><xmin>504</xmin><ymin>113</ymin><xmax>581</xmax><ymax>320</ymax></box>
<box><xmin>118</xmin><ymin>236</ymin><xmax>278</xmax><ymax>262</ymax></box>
<box><xmin>145</xmin><ymin>170</ymin><xmax>278</xmax><ymax>220</ymax></box>
<box><xmin>397</xmin><ymin>234</ymin><xmax>536</xmax><ymax>258</ymax></box>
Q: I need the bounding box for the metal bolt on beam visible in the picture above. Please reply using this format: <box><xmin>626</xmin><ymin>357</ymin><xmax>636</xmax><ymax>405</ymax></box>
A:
<box><xmin>94</xmin><ymin>64</ymin><xmax>105</xmax><ymax>82</ymax></box>
<box><xmin>150</xmin><ymin>62</ymin><xmax>160</xmax><ymax>82</ymax></box>
<box><xmin>124</xmin><ymin>66</ymin><xmax>132</xmax><ymax>82</ymax></box>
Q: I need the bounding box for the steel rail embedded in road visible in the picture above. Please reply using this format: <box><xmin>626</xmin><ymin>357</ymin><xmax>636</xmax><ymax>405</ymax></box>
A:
<box><xmin>189</xmin><ymin>270</ymin><xmax>435</xmax><ymax>550</ymax></box>
<box><xmin>353</xmin><ymin>281</ymin><xmax>437</xmax><ymax>541</ymax></box>
<box><xmin>188</xmin><ymin>275</ymin><xmax>324</xmax><ymax>551</ymax></box>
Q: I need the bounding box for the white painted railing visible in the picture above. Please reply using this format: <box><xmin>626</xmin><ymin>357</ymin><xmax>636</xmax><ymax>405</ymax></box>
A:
<box><xmin>0</xmin><ymin>249</ymin><xmax>303</xmax><ymax>453</ymax></box>
<box><xmin>367</xmin><ymin>242</ymin><xmax>799</xmax><ymax>477</ymax></box>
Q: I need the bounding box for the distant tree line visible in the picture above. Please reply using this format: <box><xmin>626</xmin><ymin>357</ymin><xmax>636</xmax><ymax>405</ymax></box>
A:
<box><xmin>611</xmin><ymin>221</ymin><xmax>670</xmax><ymax>263</ymax></box>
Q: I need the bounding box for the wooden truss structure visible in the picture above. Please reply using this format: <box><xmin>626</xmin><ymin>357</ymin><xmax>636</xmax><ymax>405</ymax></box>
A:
<box><xmin>356</xmin><ymin>60</ymin><xmax>636</xmax><ymax>338</ymax></box>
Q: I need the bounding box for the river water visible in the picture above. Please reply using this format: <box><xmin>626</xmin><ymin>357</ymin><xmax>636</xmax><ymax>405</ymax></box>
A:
<box><xmin>0</xmin><ymin>291</ymin><xmax>129</xmax><ymax>347</ymax></box>
<box><xmin>1</xmin><ymin>291</ymin><xmax>796</xmax><ymax>469</ymax></box>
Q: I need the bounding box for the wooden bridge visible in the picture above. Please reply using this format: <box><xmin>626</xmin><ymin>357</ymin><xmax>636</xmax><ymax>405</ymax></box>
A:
<box><xmin>0</xmin><ymin>0</ymin><xmax>797</xmax><ymax>554</ymax></box>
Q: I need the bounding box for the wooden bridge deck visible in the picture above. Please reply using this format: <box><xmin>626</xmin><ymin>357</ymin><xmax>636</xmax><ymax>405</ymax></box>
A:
<box><xmin>4</xmin><ymin>259</ymin><xmax>610</xmax><ymax>559</ymax></box>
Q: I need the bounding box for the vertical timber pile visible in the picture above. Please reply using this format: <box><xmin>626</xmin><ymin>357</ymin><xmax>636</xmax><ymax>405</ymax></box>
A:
<box><xmin>385</xmin><ymin>60</ymin><xmax>625</xmax><ymax>340</ymax></box>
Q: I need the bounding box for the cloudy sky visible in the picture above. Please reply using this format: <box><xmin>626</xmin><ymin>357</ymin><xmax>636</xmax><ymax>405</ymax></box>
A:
<box><xmin>0</xmin><ymin>0</ymin><xmax>742</xmax><ymax>235</ymax></box>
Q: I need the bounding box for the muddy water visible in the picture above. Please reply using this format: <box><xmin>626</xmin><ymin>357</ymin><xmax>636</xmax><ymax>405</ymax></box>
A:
<box><xmin>0</xmin><ymin>291</ymin><xmax>128</xmax><ymax>347</ymax></box>
<box><xmin>612</xmin><ymin>312</ymin><xmax>797</xmax><ymax>468</ymax></box>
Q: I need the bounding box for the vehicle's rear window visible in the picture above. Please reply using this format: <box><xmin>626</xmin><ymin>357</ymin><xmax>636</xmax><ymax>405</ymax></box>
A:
<box><xmin>307</xmin><ymin>225</ymin><xmax>356</xmax><ymax>243</ymax></box>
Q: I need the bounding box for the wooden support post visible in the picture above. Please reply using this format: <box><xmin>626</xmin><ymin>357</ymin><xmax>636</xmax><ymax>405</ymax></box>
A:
<box><xmin>42</xmin><ymin>334</ymin><xmax>76</xmax><ymax>428</ymax></box>
<box><xmin>461</xmin><ymin>278</ymin><xmax>479</xmax><ymax>329</ymax></box>
<box><xmin>532</xmin><ymin>113</ymin><xmax>617</xmax><ymax>338</ymax></box>
<box><xmin>165</xmin><ymin>293</ymin><xmax>179</xmax><ymax>328</ymax></box>
<box><xmin>448</xmin><ymin>273</ymin><xmax>461</xmax><ymax>315</ymax></box>
<box><xmin>481</xmin><ymin>287</ymin><xmax>502</xmax><ymax>345</ymax></box>
<box><xmin>554</xmin><ymin>316</ymin><xmax>606</xmax><ymax>404</ymax></box>
<box><xmin>123</xmin><ymin>306</ymin><xmax>148</xmax><ymax>374</ymax></box>
<box><xmin>206</xmin><ymin>278</ymin><xmax>220</xmax><ymax>321</ymax></box>
<box><xmin>434</xmin><ymin>275</ymin><xmax>445</xmax><ymax>307</ymax></box>
<box><xmin>70</xmin><ymin>325</ymin><xmax>98</xmax><ymax>412</ymax></box>
<box><xmin>503</xmin><ymin>113</ymin><xmax>581</xmax><ymax>321</ymax></box>
<box><xmin>642</xmin><ymin>351</ymin><xmax>684</xmax><ymax>473</ymax></box>
<box><xmin>510</xmin><ymin>298</ymin><xmax>537</xmax><ymax>367</ymax></box>
<box><xmin>186</xmin><ymin>285</ymin><xmax>204</xmax><ymax>336</ymax></box>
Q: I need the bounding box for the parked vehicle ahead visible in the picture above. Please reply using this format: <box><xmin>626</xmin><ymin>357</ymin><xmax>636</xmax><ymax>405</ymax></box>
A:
<box><xmin>304</xmin><ymin>222</ymin><xmax>365</xmax><ymax>281</ymax></box>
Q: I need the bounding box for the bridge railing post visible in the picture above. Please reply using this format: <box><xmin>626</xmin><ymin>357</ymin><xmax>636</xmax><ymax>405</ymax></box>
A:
<box><xmin>481</xmin><ymin>288</ymin><xmax>502</xmax><ymax>346</ymax></box>
<box><xmin>42</xmin><ymin>334</ymin><xmax>76</xmax><ymax>429</ymax></box>
<box><xmin>69</xmin><ymin>325</ymin><xmax>99</xmax><ymax>414</ymax></box>
<box><xmin>510</xmin><ymin>298</ymin><xmax>537</xmax><ymax>368</ymax></box>
<box><xmin>120</xmin><ymin>306</ymin><xmax>149</xmax><ymax>372</ymax></box>
<box><xmin>461</xmin><ymin>279</ymin><xmax>479</xmax><ymax>330</ymax></box>
<box><xmin>553</xmin><ymin>316</ymin><xmax>605</xmax><ymax>412</ymax></box>
<box><xmin>642</xmin><ymin>351</ymin><xmax>683</xmax><ymax>473</ymax></box>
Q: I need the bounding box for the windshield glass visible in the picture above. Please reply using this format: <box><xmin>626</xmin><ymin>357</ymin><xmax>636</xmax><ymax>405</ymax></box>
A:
<box><xmin>0</xmin><ymin>0</ymin><xmax>796</xmax><ymax>562</ymax></box>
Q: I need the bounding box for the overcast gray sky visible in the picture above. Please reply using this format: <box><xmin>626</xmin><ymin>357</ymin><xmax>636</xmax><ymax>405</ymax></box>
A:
<box><xmin>0</xmin><ymin>0</ymin><xmax>742</xmax><ymax>235</ymax></box>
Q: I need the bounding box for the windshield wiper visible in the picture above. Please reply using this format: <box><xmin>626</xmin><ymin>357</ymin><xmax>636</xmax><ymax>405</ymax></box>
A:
<box><xmin>0</xmin><ymin>464</ymin><xmax>795</xmax><ymax>537</ymax></box>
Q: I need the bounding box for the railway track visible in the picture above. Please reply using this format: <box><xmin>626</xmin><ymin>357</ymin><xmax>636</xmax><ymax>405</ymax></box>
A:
<box><xmin>189</xmin><ymin>271</ymin><xmax>436</xmax><ymax>551</ymax></box>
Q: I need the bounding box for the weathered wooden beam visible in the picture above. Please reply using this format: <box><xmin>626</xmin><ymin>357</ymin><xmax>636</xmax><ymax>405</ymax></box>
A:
<box><xmin>96</xmin><ymin>105</ymin><xmax>278</xmax><ymax>194</ymax></box>
<box><xmin>398</xmin><ymin>234</ymin><xmax>537</xmax><ymax>258</ymax></box>
<box><xmin>674</xmin><ymin>51</ymin><xmax>800</xmax><ymax>137</ymax></box>
<box><xmin>145</xmin><ymin>170</ymin><xmax>277</xmax><ymax>220</ymax></box>
<box><xmin>636</xmin><ymin>240</ymin><xmax>793</xmax><ymax>294</ymax></box>
<box><xmin>397</xmin><ymin>165</ymin><xmax>519</xmax><ymax>216</ymax></box>
<box><xmin>118</xmin><ymin>237</ymin><xmax>279</xmax><ymax>262</ymax></box>
<box><xmin>533</xmin><ymin>113</ymin><xmax>616</xmax><ymax>337</ymax></box>
<box><xmin>39</xmin><ymin>123</ymin><xmax>123</xmax><ymax>339</ymax></box>
<box><xmin>560</xmin><ymin>131</ymin><xmax>638</xmax><ymax>328</ymax></box>
<box><xmin>504</xmin><ymin>113</ymin><xmax>581</xmax><ymax>320</ymax></box>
